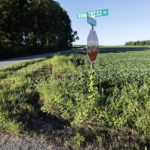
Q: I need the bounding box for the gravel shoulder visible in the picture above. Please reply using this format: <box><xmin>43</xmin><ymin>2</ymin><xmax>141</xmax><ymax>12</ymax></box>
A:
<box><xmin>0</xmin><ymin>49</ymin><xmax>78</xmax><ymax>67</ymax></box>
<box><xmin>0</xmin><ymin>132</ymin><xmax>69</xmax><ymax>150</ymax></box>
<box><xmin>0</xmin><ymin>117</ymin><xmax>70</xmax><ymax>150</ymax></box>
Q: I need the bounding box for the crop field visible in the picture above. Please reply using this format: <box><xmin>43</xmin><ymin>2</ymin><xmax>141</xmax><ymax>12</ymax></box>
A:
<box><xmin>0</xmin><ymin>46</ymin><xmax>150</xmax><ymax>149</ymax></box>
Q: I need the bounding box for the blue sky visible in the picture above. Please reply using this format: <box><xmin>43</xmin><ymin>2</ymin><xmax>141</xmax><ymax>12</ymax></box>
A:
<box><xmin>55</xmin><ymin>0</ymin><xmax>150</xmax><ymax>46</ymax></box>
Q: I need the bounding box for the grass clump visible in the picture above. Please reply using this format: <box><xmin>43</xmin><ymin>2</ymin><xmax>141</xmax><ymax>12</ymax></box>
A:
<box><xmin>50</xmin><ymin>55</ymin><xmax>75</xmax><ymax>74</ymax></box>
<box><xmin>0</xmin><ymin>54</ymin><xmax>77</xmax><ymax>134</ymax></box>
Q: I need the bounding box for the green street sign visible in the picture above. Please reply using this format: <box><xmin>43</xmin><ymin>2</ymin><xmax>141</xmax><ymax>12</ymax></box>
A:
<box><xmin>77</xmin><ymin>9</ymin><xmax>108</xmax><ymax>19</ymax></box>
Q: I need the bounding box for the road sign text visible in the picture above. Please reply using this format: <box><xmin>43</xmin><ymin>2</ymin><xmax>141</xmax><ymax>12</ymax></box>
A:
<box><xmin>77</xmin><ymin>9</ymin><xmax>108</xmax><ymax>19</ymax></box>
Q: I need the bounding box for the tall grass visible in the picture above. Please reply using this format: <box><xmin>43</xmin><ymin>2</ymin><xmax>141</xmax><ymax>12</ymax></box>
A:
<box><xmin>0</xmin><ymin>47</ymin><xmax>150</xmax><ymax>149</ymax></box>
<box><xmin>0</xmin><ymin>54</ymin><xmax>76</xmax><ymax>133</ymax></box>
<box><xmin>37</xmin><ymin>49</ymin><xmax>150</xmax><ymax>136</ymax></box>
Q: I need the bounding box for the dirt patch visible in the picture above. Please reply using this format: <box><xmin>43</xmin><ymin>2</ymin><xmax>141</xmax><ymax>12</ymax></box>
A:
<box><xmin>30</xmin><ymin>65</ymin><xmax>53</xmax><ymax>80</ymax></box>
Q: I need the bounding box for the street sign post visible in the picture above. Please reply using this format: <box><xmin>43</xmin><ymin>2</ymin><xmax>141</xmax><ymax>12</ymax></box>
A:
<box><xmin>87</xmin><ymin>16</ymin><xmax>96</xmax><ymax>26</ymax></box>
<box><xmin>77</xmin><ymin>8</ymin><xmax>108</xmax><ymax>66</ymax></box>
<box><xmin>77</xmin><ymin>9</ymin><xmax>108</xmax><ymax>19</ymax></box>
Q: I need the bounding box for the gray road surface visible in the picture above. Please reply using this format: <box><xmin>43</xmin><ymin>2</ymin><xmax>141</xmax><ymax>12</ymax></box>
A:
<box><xmin>0</xmin><ymin>49</ymin><xmax>78</xmax><ymax>67</ymax></box>
<box><xmin>0</xmin><ymin>132</ymin><xmax>69</xmax><ymax>150</ymax></box>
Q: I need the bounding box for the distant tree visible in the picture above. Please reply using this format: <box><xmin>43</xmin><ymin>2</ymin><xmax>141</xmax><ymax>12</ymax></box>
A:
<box><xmin>146</xmin><ymin>40</ymin><xmax>150</xmax><ymax>45</ymax></box>
<box><xmin>125</xmin><ymin>40</ymin><xmax>150</xmax><ymax>46</ymax></box>
<box><xmin>125</xmin><ymin>41</ymin><xmax>134</xmax><ymax>46</ymax></box>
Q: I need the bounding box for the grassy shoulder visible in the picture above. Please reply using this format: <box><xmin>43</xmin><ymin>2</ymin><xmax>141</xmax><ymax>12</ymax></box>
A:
<box><xmin>0</xmin><ymin>47</ymin><xmax>150</xmax><ymax>149</ymax></box>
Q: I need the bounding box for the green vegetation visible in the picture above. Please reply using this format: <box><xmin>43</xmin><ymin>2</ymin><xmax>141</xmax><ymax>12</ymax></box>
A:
<box><xmin>0</xmin><ymin>47</ymin><xmax>150</xmax><ymax>149</ymax></box>
<box><xmin>0</xmin><ymin>0</ymin><xmax>78</xmax><ymax>59</ymax></box>
<box><xmin>125</xmin><ymin>40</ymin><xmax>150</xmax><ymax>46</ymax></box>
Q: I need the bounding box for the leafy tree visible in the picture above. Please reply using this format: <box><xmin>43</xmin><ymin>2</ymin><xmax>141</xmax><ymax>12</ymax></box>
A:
<box><xmin>125</xmin><ymin>40</ymin><xmax>150</xmax><ymax>46</ymax></box>
<box><xmin>0</xmin><ymin>0</ymin><xmax>78</xmax><ymax>59</ymax></box>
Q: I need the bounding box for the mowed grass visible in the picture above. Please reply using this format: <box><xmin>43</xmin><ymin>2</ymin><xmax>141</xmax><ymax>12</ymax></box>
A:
<box><xmin>0</xmin><ymin>46</ymin><xmax>150</xmax><ymax>149</ymax></box>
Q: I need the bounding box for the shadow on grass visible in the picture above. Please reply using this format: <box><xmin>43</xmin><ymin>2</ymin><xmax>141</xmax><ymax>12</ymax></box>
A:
<box><xmin>12</xmin><ymin>90</ymin><xmax>70</xmax><ymax>138</ymax></box>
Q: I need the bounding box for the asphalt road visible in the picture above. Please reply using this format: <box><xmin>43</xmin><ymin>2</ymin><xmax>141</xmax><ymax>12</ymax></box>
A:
<box><xmin>0</xmin><ymin>49</ymin><xmax>77</xmax><ymax>67</ymax></box>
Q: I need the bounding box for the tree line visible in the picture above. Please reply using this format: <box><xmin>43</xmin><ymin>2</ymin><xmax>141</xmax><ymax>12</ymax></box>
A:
<box><xmin>125</xmin><ymin>40</ymin><xmax>150</xmax><ymax>46</ymax></box>
<box><xmin>0</xmin><ymin>0</ymin><xmax>78</xmax><ymax>59</ymax></box>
